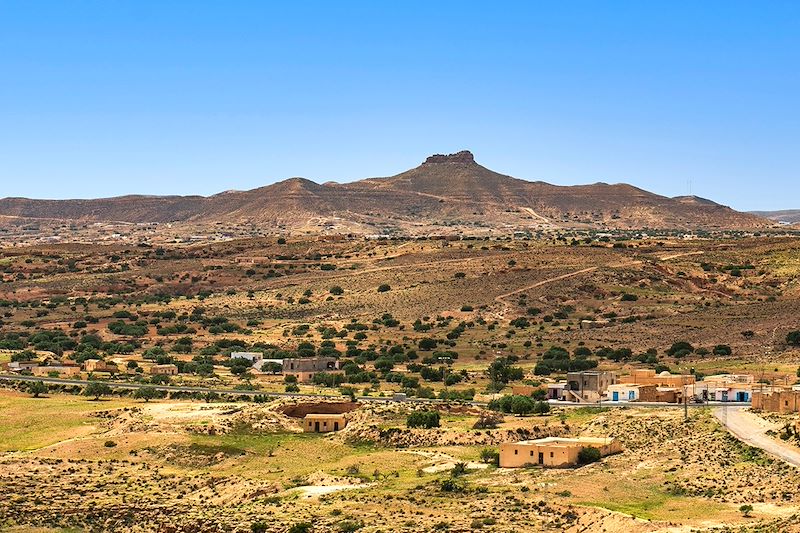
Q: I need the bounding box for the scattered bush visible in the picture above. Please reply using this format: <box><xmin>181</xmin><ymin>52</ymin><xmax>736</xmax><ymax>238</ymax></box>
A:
<box><xmin>577</xmin><ymin>447</ymin><xmax>601</xmax><ymax>465</ymax></box>
<box><xmin>407</xmin><ymin>410</ymin><xmax>440</xmax><ymax>429</ymax></box>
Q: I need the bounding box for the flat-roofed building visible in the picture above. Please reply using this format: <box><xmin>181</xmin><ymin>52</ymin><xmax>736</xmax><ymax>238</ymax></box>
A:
<box><xmin>546</xmin><ymin>382</ymin><xmax>568</xmax><ymax>400</ymax></box>
<box><xmin>83</xmin><ymin>359</ymin><xmax>118</xmax><ymax>373</ymax></box>
<box><xmin>303</xmin><ymin>413</ymin><xmax>348</xmax><ymax>433</ymax></box>
<box><xmin>752</xmin><ymin>389</ymin><xmax>800</xmax><ymax>413</ymax></box>
<box><xmin>283</xmin><ymin>357</ymin><xmax>341</xmax><ymax>383</ymax></box>
<box><xmin>563</xmin><ymin>371</ymin><xmax>617</xmax><ymax>403</ymax></box>
<box><xmin>605</xmin><ymin>383</ymin><xmax>682</xmax><ymax>403</ymax></box>
<box><xmin>8</xmin><ymin>360</ymin><xmax>39</xmax><ymax>372</ymax></box>
<box><xmin>150</xmin><ymin>364</ymin><xmax>178</xmax><ymax>376</ymax></box>
<box><xmin>32</xmin><ymin>361</ymin><xmax>81</xmax><ymax>377</ymax></box>
<box><xmin>500</xmin><ymin>436</ymin><xmax>621</xmax><ymax>468</ymax></box>
<box><xmin>692</xmin><ymin>375</ymin><xmax>753</xmax><ymax>402</ymax></box>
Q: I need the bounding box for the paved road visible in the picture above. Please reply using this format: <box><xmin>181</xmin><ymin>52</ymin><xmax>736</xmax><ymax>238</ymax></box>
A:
<box><xmin>0</xmin><ymin>374</ymin><xmax>748</xmax><ymax>410</ymax></box>
<box><xmin>714</xmin><ymin>406</ymin><xmax>800</xmax><ymax>467</ymax></box>
<box><xmin>0</xmin><ymin>374</ymin><xmax>352</xmax><ymax>400</ymax></box>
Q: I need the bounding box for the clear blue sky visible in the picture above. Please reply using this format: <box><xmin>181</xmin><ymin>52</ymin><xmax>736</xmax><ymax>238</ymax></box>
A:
<box><xmin>1</xmin><ymin>1</ymin><xmax>798</xmax><ymax>210</ymax></box>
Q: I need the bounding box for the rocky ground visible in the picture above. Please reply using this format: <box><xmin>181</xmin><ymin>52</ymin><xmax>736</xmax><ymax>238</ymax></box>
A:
<box><xmin>4</xmin><ymin>396</ymin><xmax>800</xmax><ymax>532</ymax></box>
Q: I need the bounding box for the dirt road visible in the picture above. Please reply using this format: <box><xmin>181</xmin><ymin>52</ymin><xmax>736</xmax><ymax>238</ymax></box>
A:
<box><xmin>658</xmin><ymin>251</ymin><xmax>705</xmax><ymax>261</ymax></box>
<box><xmin>714</xmin><ymin>406</ymin><xmax>800</xmax><ymax>467</ymax></box>
<box><xmin>494</xmin><ymin>266</ymin><xmax>599</xmax><ymax>303</ymax></box>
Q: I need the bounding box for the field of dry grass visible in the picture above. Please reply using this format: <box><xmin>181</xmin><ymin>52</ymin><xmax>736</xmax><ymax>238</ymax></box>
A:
<box><xmin>2</xmin><ymin>390</ymin><xmax>800</xmax><ymax>532</ymax></box>
<box><xmin>2</xmin><ymin>234</ymin><xmax>800</xmax><ymax>531</ymax></box>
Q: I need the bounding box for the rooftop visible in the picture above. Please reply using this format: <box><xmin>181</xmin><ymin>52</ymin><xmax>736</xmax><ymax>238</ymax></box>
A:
<box><xmin>514</xmin><ymin>436</ymin><xmax>615</xmax><ymax>446</ymax></box>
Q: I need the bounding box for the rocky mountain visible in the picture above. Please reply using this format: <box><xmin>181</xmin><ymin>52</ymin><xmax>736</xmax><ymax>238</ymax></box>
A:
<box><xmin>0</xmin><ymin>151</ymin><xmax>772</xmax><ymax>234</ymax></box>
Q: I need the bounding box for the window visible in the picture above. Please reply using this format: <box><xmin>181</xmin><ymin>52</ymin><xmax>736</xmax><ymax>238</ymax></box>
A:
<box><xmin>550</xmin><ymin>452</ymin><xmax>553</xmax><ymax>458</ymax></box>
<box><xmin>514</xmin><ymin>449</ymin><xmax>518</xmax><ymax>455</ymax></box>
<box><xmin>530</xmin><ymin>451</ymin><xmax>533</xmax><ymax>456</ymax></box>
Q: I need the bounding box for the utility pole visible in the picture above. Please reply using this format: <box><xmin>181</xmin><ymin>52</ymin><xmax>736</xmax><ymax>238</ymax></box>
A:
<box><xmin>683</xmin><ymin>373</ymin><xmax>688</xmax><ymax>421</ymax></box>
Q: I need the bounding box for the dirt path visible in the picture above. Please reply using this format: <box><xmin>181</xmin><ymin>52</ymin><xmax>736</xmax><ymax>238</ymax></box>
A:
<box><xmin>403</xmin><ymin>450</ymin><xmax>489</xmax><ymax>473</ymax></box>
<box><xmin>659</xmin><ymin>251</ymin><xmax>705</xmax><ymax>261</ymax></box>
<box><xmin>518</xmin><ymin>206</ymin><xmax>552</xmax><ymax>224</ymax></box>
<box><xmin>494</xmin><ymin>266</ymin><xmax>598</xmax><ymax>304</ymax></box>
<box><xmin>714</xmin><ymin>406</ymin><xmax>800</xmax><ymax>467</ymax></box>
<box><xmin>494</xmin><ymin>260</ymin><xmax>642</xmax><ymax>315</ymax></box>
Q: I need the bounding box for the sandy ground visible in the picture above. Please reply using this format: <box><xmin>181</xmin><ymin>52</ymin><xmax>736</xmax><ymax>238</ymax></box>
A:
<box><xmin>404</xmin><ymin>450</ymin><xmax>490</xmax><ymax>474</ymax></box>
<box><xmin>291</xmin><ymin>483</ymin><xmax>373</xmax><ymax>498</ymax></box>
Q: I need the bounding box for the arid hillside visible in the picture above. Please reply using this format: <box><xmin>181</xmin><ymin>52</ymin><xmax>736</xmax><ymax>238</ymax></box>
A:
<box><xmin>0</xmin><ymin>151</ymin><xmax>771</xmax><ymax>234</ymax></box>
<box><xmin>751</xmin><ymin>209</ymin><xmax>800</xmax><ymax>226</ymax></box>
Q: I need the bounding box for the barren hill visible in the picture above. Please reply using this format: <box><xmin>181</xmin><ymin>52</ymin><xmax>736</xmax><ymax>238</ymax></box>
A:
<box><xmin>749</xmin><ymin>209</ymin><xmax>800</xmax><ymax>226</ymax></box>
<box><xmin>0</xmin><ymin>151</ymin><xmax>771</xmax><ymax>234</ymax></box>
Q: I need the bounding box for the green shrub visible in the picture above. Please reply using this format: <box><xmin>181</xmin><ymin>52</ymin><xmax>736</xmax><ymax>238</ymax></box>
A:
<box><xmin>407</xmin><ymin>410</ymin><xmax>440</xmax><ymax>429</ymax></box>
<box><xmin>577</xmin><ymin>447</ymin><xmax>601</xmax><ymax>465</ymax></box>
<box><xmin>787</xmin><ymin>331</ymin><xmax>800</xmax><ymax>347</ymax></box>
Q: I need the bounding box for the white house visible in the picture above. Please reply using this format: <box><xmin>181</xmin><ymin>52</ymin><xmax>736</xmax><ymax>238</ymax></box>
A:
<box><xmin>605</xmin><ymin>383</ymin><xmax>642</xmax><ymax>402</ymax></box>
<box><xmin>230</xmin><ymin>351</ymin><xmax>263</xmax><ymax>363</ymax></box>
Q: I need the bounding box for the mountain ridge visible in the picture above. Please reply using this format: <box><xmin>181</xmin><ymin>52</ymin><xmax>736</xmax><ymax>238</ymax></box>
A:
<box><xmin>0</xmin><ymin>151</ymin><xmax>773</xmax><ymax>233</ymax></box>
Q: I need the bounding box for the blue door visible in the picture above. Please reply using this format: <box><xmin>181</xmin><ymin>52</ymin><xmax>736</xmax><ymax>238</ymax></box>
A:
<box><xmin>612</xmin><ymin>391</ymin><xmax>619</xmax><ymax>401</ymax></box>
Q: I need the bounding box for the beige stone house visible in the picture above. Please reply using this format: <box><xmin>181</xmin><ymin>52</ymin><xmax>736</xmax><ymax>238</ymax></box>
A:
<box><xmin>150</xmin><ymin>364</ymin><xmax>178</xmax><ymax>375</ymax></box>
<box><xmin>499</xmin><ymin>436</ymin><xmax>621</xmax><ymax>468</ymax></box>
<box><xmin>303</xmin><ymin>413</ymin><xmax>348</xmax><ymax>433</ymax></box>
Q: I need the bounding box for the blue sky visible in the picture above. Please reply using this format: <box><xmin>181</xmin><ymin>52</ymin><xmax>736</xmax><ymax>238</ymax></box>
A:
<box><xmin>0</xmin><ymin>1</ymin><xmax>798</xmax><ymax>210</ymax></box>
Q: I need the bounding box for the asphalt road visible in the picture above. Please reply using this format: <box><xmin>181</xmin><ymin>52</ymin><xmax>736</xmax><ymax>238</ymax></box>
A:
<box><xmin>0</xmin><ymin>373</ymin><xmax>354</xmax><ymax>401</ymax></box>
<box><xmin>0</xmin><ymin>374</ymin><xmax>749</xmax><ymax>409</ymax></box>
<box><xmin>714</xmin><ymin>406</ymin><xmax>800</xmax><ymax>467</ymax></box>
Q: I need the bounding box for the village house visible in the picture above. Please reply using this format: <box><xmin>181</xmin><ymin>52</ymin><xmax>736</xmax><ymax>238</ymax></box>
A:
<box><xmin>8</xmin><ymin>360</ymin><xmax>39</xmax><ymax>372</ymax></box>
<box><xmin>302</xmin><ymin>413</ymin><xmax>348</xmax><ymax>433</ymax></box>
<box><xmin>605</xmin><ymin>383</ymin><xmax>682</xmax><ymax>403</ymax></box>
<box><xmin>561</xmin><ymin>371</ymin><xmax>617</xmax><ymax>403</ymax></box>
<box><xmin>32</xmin><ymin>361</ymin><xmax>81</xmax><ymax>377</ymax></box>
<box><xmin>83</xmin><ymin>359</ymin><xmax>118</xmax><ymax>373</ymax></box>
<box><xmin>283</xmin><ymin>357</ymin><xmax>341</xmax><ymax>383</ymax></box>
<box><xmin>150</xmin><ymin>364</ymin><xmax>178</xmax><ymax>376</ymax></box>
<box><xmin>752</xmin><ymin>388</ymin><xmax>800</xmax><ymax>413</ymax></box>
<box><xmin>691</xmin><ymin>374</ymin><xmax>753</xmax><ymax>402</ymax></box>
<box><xmin>545</xmin><ymin>382</ymin><xmax>568</xmax><ymax>400</ymax></box>
<box><xmin>499</xmin><ymin>436</ymin><xmax>622</xmax><ymax>468</ymax></box>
